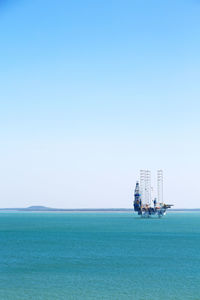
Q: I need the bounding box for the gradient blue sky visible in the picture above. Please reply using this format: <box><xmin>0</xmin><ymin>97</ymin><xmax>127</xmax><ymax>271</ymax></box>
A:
<box><xmin>0</xmin><ymin>0</ymin><xmax>200</xmax><ymax>208</ymax></box>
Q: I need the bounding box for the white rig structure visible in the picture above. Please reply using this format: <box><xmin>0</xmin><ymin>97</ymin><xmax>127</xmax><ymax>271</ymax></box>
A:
<box><xmin>133</xmin><ymin>170</ymin><xmax>172</xmax><ymax>217</ymax></box>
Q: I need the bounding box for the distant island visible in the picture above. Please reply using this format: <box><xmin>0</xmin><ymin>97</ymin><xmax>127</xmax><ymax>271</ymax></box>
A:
<box><xmin>0</xmin><ymin>206</ymin><xmax>132</xmax><ymax>212</ymax></box>
<box><xmin>0</xmin><ymin>206</ymin><xmax>200</xmax><ymax>212</ymax></box>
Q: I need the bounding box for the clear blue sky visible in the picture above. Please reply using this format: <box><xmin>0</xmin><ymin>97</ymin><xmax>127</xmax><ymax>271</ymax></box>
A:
<box><xmin>0</xmin><ymin>0</ymin><xmax>200</xmax><ymax>208</ymax></box>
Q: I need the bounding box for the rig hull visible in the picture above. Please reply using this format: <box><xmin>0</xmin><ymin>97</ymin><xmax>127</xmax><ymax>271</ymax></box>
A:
<box><xmin>134</xmin><ymin>209</ymin><xmax>167</xmax><ymax>218</ymax></box>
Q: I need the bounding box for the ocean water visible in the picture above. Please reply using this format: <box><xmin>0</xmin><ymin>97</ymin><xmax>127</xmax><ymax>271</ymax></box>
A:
<box><xmin>0</xmin><ymin>212</ymin><xmax>200</xmax><ymax>300</ymax></box>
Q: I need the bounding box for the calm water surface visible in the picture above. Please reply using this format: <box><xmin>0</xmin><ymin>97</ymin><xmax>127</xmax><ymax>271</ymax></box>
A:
<box><xmin>0</xmin><ymin>212</ymin><xmax>200</xmax><ymax>299</ymax></box>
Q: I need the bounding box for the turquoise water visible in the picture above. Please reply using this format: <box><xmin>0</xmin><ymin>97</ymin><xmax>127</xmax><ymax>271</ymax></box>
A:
<box><xmin>0</xmin><ymin>212</ymin><xmax>200</xmax><ymax>300</ymax></box>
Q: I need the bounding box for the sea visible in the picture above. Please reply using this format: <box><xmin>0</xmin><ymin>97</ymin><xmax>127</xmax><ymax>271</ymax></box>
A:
<box><xmin>0</xmin><ymin>212</ymin><xmax>200</xmax><ymax>300</ymax></box>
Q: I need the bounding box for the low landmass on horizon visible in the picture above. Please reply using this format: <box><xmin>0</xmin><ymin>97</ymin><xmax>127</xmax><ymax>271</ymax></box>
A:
<box><xmin>0</xmin><ymin>206</ymin><xmax>200</xmax><ymax>212</ymax></box>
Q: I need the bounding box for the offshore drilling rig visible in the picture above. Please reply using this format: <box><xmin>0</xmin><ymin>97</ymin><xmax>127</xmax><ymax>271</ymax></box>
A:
<box><xmin>133</xmin><ymin>170</ymin><xmax>173</xmax><ymax>217</ymax></box>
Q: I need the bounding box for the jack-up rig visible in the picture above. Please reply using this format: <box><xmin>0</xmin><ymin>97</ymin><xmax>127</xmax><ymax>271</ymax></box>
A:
<box><xmin>133</xmin><ymin>170</ymin><xmax>173</xmax><ymax>217</ymax></box>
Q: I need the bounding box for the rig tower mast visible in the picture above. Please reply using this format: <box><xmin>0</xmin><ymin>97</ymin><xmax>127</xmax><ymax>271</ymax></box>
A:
<box><xmin>157</xmin><ymin>170</ymin><xmax>163</xmax><ymax>205</ymax></box>
<box><xmin>140</xmin><ymin>170</ymin><xmax>151</xmax><ymax>205</ymax></box>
